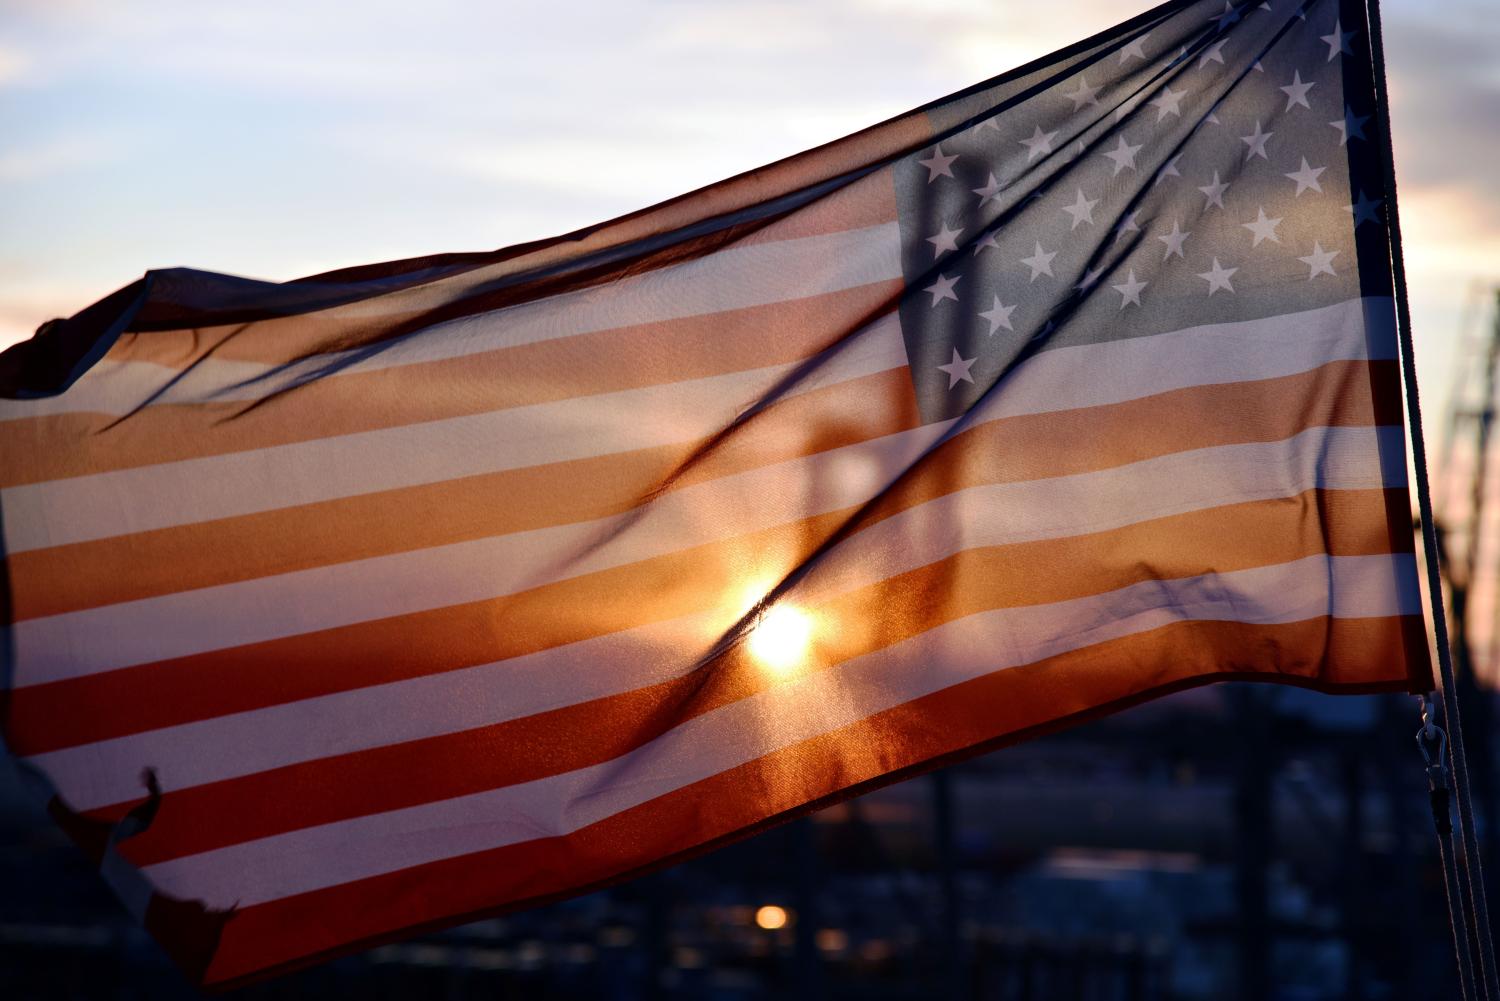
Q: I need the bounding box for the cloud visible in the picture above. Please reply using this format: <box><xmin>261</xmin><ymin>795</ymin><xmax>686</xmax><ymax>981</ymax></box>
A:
<box><xmin>842</xmin><ymin>0</ymin><xmax>1126</xmax><ymax>80</ymax></box>
<box><xmin>0</xmin><ymin>0</ymin><xmax>1495</xmax><ymax>385</ymax></box>
<box><xmin>0</xmin><ymin>45</ymin><xmax>29</xmax><ymax>86</ymax></box>
<box><xmin>1399</xmin><ymin>184</ymin><xmax>1500</xmax><ymax>283</ymax></box>
<box><xmin>1385</xmin><ymin>16</ymin><xmax>1500</xmax><ymax>188</ymax></box>
<box><xmin>0</xmin><ymin>133</ymin><xmax>122</xmax><ymax>182</ymax></box>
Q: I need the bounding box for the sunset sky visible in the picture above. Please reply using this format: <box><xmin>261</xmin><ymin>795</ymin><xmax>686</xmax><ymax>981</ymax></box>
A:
<box><xmin>2</xmin><ymin>0</ymin><xmax>1496</xmax><ymax>413</ymax></box>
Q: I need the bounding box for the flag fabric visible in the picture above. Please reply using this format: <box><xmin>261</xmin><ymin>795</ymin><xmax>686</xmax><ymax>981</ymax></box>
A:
<box><xmin>0</xmin><ymin>0</ymin><xmax>1431</xmax><ymax>986</ymax></box>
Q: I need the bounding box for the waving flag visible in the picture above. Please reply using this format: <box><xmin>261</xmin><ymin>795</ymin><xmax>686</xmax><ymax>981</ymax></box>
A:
<box><xmin>0</xmin><ymin>0</ymin><xmax>1430</xmax><ymax>986</ymax></box>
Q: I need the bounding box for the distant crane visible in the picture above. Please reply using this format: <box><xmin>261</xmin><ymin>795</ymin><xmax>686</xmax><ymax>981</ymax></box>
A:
<box><xmin>1435</xmin><ymin>284</ymin><xmax>1500</xmax><ymax>678</ymax></box>
<box><xmin>1433</xmin><ymin>281</ymin><xmax>1500</xmax><ymax>908</ymax></box>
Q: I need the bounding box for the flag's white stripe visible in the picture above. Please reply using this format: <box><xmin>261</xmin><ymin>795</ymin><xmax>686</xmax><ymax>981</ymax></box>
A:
<box><xmin>34</xmin><ymin>613</ymin><xmax>742</xmax><ymax>810</ymax></box>
<box><xmin>0</xmin><ymin>314</ymin><xmax>908</xmax><ymax>554</ymax></box>
<box><xmin>13</xmin><ymin>411</ymin><xmax>953</xmax><ymax>686</ymax></box>
<box><xmin>9</xmin><ymin>422</ymin><xmax>1397</xmax><ymax>689</ymax></box>
<box><xmin>139</xmin><ymin>552</ymin><xmax>1418</xmax><ymax>908</ymax></box>
<box><xmin>0</xmin><ymin>223</ymin><xmax>905</xmax><ymax>422</ymax></box>
<box><xmin>27</xmin><ymin>422</ymin><xmax>1405</xmax><ymax>807</ymax></box>
<box><xmin>1</xmin><ymin>296</ymin><xmax>1393</xmax><ymax>554</ymax></box>
<box><xmin>7</xmin><ymin>294</ymin><xmax>1405</xmax><ymax>688</ymax></box>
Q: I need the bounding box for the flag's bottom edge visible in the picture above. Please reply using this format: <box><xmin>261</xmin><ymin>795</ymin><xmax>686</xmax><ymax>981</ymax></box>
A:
<box><xmin>181</xmin><ymin>660</ymin><xmax>1426</xmax><ymax>994</ymax></box>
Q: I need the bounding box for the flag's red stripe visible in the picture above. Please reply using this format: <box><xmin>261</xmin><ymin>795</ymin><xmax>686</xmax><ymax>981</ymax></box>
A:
<box><xmin>4</xmin><ymin>353</ymin><xmax>1394</xmax><ymax>628</ymax></box>
<box><xmin>0</xmin><ymin>277</ymin><xmax>904</xmax><ymax>489</ymax></box>
<box><xmin>192</xmin><ymin>612</ymin><xmax>1417</xmax><ymax>988</ymax></box>
<box><xmin>104</xmin><ymin>485</ymin><xmax>1412</xmax><ymax>867</ymax></box>
<box><xmin>8</xmin><ymin>508</ymin><xmax>849</xmax><ymax>753</ymax></box>
<box><xmin>4</xmin><ymin>357</ymin><xmax>1399</xmax><ymax>754</ymax></box>
<box><xmin>7</xmin><ymin>363</ymin><xmax>919</xmax><ymax>621</ymax></box>
<box><xmin>91</xmin><ymin>170</ymin><xmax>901</xmax><ymax>373</ymax></box>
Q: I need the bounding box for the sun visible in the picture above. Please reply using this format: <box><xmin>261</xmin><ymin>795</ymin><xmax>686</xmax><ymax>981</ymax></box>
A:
<box><xmin>746</xmin><ymin>604</ymin><xmax>814</xmax><ymax>675</ymax></box>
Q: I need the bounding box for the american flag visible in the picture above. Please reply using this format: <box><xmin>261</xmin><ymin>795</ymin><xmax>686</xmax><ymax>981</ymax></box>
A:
<box><xmin>0</xmin><ymin>0</ymin><xmax>1430</xmax><ymax>986</ymax></box>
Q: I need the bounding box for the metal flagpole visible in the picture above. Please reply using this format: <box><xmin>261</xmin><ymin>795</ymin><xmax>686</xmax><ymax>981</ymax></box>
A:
<box><xmin>1362</xmin><ymin>1</ymin><xmax>1500</xmax><ymax>998</ymax></box>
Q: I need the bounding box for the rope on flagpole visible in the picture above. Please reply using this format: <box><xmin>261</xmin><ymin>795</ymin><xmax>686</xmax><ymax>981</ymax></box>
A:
<box><xmin>1419</xmin><ymin>702</ymin><xmax>1480</xmax><ymax>1001</ymax></box>
<box><xmin>1364</xmin><ymin>0</ymin><xmax>1500</xmax><ymax>997</ymax></box>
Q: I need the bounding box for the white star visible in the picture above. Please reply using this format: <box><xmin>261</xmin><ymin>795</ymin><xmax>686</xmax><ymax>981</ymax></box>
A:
<box><xmin>917</xmin><ymin>146</ymin><xmax>958</xmax><ymax>182</ymax></box>
<box><xmin>1064</xmin><ymin>76</ymin><xmax>1102</xmax><ymax>111</ymax></box>
<box><xmin>1347</xmin><ymin>189</ymin><xmax>1384</xmax><ymax>228</ymax></box>
<box><xmin>978</xmin><ymin>296</ymin><xmax>1018</xmax><ymax>335</ymax></box>
<box><xmin>1158</xmin><ymin>220</ymin><xmax>1191</xmax><ymax>260</ymax></box>
<box><xmin>1119</xmin><ymin>33</ymin><xmax>1150</xmax><ymax>63</ymax></box>
<box><xmin>1321</xmin><ymin>19</ymin><xmax>1356</xmax><ymax>60</ymax></box>
<box><xmin>1330</xmin><ymin>105</ymin><xmax>1370</xmax><ymax>145</ymax></box>
<box><xmin>1115</xmin><ymin>210</ymin><xmax>1142</xmax><ymax>243</ymax></box>
<box><xmin>937</xmin><ymin>347</ymin><xmax>977</xmax><ymax>388</ymax></box>
<box><xmin>1279</xmin><ymin>70</ymin><xmax>1315</xmax><ymax>111</ymax></box>
<box><xmin>1298</xmin><ymin>241</ymin><xmax>1339</xmax><ymax>278</ymax></box>
<box><xmin>1199</xmin><ymin>38</ymin><xmax>1228</xmax><ymax>68</ymax></box>
<box><xmin>924</xmin><ymin>273</ymin><xmax>960</xmax><ymax>305</ymax></box>
<box><xmin>1284</xmin><ymin>157</ymin><xmax>1326</xmax><ymax>196</ymax></box>
<box><xmin>1199</xmin><ymin>171</ymin><xmax>1231</xmax><ymax>209</ymax></box>
<box><xmin>1111</xmin><ymin>269</ymin><xmax>1148</xmax><ymax>308</ymax></box>
<box><xmin>1019</xmin><ymin>242</ymin><xmax>1058</xmax><ymax>281</ymax></box>
<box><xmin>1211</xmin><ymin>2</ymin><xmax>1242</xmax><ymax>30</ymax></box>
<box><xmin>1101</xmin><ymin>135</ymin><xmax>1143</xmax><ymax>175</ymax></box>
<box><xmin>1154</xmin><ymin>153</ymin><xmax>1183</xmax><ymax>186</ymax></box>
<box><xmin>1197</xmin><ymin>257</ymin><xmax>1238</xmax><ymax>295</ymax></box>
<box><xmin>1241</xmin><ymin>206</ymin><xmax>1283</xmax><ymax>246</ymax></box>
<box><xmin>1018</xmin><ymin>125</ymin><xmax>1059</xmax><ymax>162</ymax></box>
<box><xmin>972</xmin><ymin>229</ymin><xmax>1001</xmax><ymax>256</ymax></box>
<box><xmin>1253</xmin><ymin>59</ymin><xmax>1265</xmax><ymax>73</ymax></box>
<box><xmin>1205</xmin><ymin>104</ymin><xmax>1223</xmax><ymax>125</ymax></box>
<box><xmin>1240</xmin><ymin>120</ymin><xmax>1273</xmax><ymax>160</ymax></box>
<box><xmin>972</xmin><ymin>172</ymin><xmax>1004</xmax><ymax>206</ymax></box>
<box><xmin>975</xmin><ymin>116</ymin><xmax>1002</xmax><ymax>133</ymax></box>
<box><xmin>1062</xmin><ymin>188</ymin><xmax>1099</xmax><ymax>229</ymax></box>
<box><xmin>926</xmin><ymin>220</ymin><xmax>963</xmax><ymax>257</ymax></box>
<box><xmin>1075</xmin><ymin>265</ymin><xmax>1106</xmax><ymax>292</ymax></box>
<box><xmin>1148</xmin><ymin>86</ymin><xmax>1186</xmax><ymax>121</ymax></box>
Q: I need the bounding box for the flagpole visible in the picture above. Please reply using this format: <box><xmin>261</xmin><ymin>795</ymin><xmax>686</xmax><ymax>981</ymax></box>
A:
<box><xmin>1363</xmin><ymin>1</ymin><xmax>1500</xmax><ymax>997</ymax></box>
<box><xmin>1420</xmin><ymin>706</ymin><xmax>1480</xmax><ymax>1001</ymax></box>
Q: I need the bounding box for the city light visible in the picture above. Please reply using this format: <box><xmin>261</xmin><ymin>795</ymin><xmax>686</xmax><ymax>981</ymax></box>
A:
<box><xmin>754</xmin><ymin>905</ymin><xmax>789</xmax><ymax>931</ymax></box>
